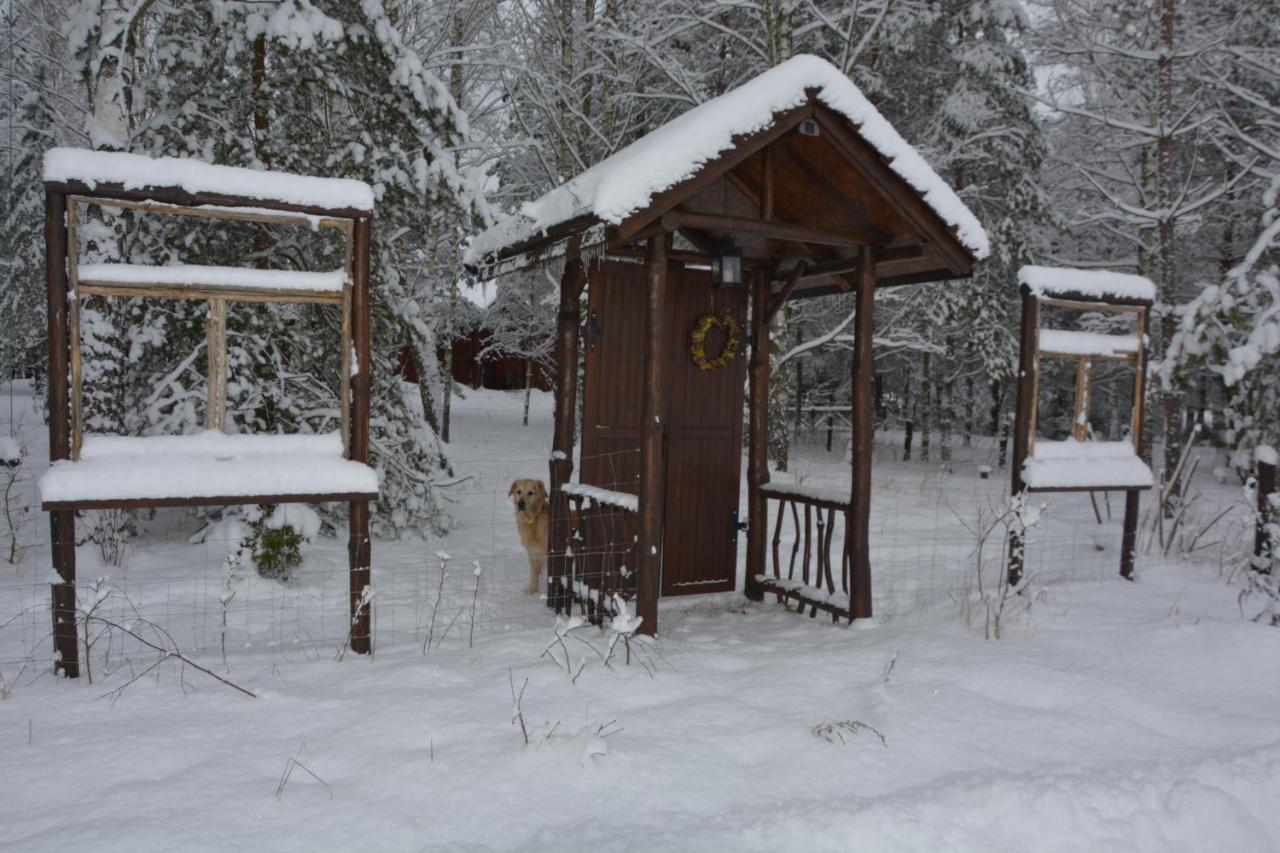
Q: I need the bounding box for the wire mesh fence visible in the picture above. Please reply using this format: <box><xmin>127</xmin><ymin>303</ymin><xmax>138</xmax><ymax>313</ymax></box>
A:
<box><xmin>0</xmin><ymin>427</ymin><xmax>1245</xmax><ymax>682</ymax></box>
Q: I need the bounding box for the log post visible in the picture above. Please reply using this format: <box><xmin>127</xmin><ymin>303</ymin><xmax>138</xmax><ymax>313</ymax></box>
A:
<box><xmin>745</xmin><ymin>268</ymin><xmax>771</xmax><ymax>601</ymax></box>
<box><xmin>206</xmin><ymin>297</ymin><xmax>227</xmax><ymax>430</ymax></box>
<box><xmin>1120</xmin><ymin>306</ymin><xmax>1150</xmax><ymax>581</ymax></box>
<box><xmin>348</xmin><ymin>215</ymin><xmax>373</xmax><ymax>654</ymax></box>
<box><xmin>45</xmin><ymin>189</ymin><xmax>79</xmax><ymax>678</ymax></box>
<box><xmin>847</xmin><ymin>248</ymin><xmax>875</xmax><ymax>620</ymax></box>
<box><xmin>1007</xmin><ymin>287</ymin><xmax>1037</xmax><ymax>586</ymax></box>
<box><xmin>636</xmin><ymin>235</ymin><xmax>669</xmax><ymax>635</ymax></box>
<box><xmin>548</xmin><ymin>236</ymin><xmax>586</xmax><ymax>611</ymax></box>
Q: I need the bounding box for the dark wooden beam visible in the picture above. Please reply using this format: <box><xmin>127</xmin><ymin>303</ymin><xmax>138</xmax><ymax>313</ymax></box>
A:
<box><xmin>765</xmin><ymin>260</ymin><xmax>807</xmax><ymax>325</ymax></box>
<box><xmin>636</xmin><ymin>236</ymin><xmax>669</xmax><ymax>635</ymax></box>
<box><xmin>45</xmin><ymin>189</ymin><xmax>78</xmax><ymax>679</ymax></box>
<box><xmin>848</xmin><ymin>248</ymin><xmax>875</xmax><ymax>620</ymax></box>
<box><xmin>1007</xmin><ymin>289</ymin><xmax>1037</xmax><ymax>587</ymax></box>
<box><xmin>548</xmin><ymin>235</ymin><xmax>586</xmax><ymax>611</ymax></box>
<box><xmin>1121</xmin><ymin>306</ymin><xmax>1150</xmax><ymax>581</ymax></box>
<box><xmin>348</xmin><ymin>215</ymin><xmax>373</xmax><ymax>655</ymax></box>
<box><xmin>744</xmin><ymin>267</ymin><xmax>771</xmax><ymax>602</ymax></box>
<box><xmin>664</xmin><ymin>210</ymin><xmax>876</xmax><ymax>249</ymax></box>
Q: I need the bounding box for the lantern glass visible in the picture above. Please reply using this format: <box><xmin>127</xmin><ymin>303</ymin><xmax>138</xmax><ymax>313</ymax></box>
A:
<box><xmin>712</xmin><ymin>237</ymin><xmax>743</xmax><ymax>290</ymax></box>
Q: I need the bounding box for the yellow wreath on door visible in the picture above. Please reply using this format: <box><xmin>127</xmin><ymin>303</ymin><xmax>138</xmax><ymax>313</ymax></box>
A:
<box><xmin>690</xmin><ymin>311</ymin><xmax>742</xmax><ymax>371</ymax></box>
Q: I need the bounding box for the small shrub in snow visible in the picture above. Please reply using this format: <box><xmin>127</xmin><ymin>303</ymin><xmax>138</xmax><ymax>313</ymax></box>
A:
<box><xmin>245</xmin><ymin>504</ymin><xmax>320</xmax><ymax>582</ymax></box>
<box><xmin>83</xmin><ymin>509</ymin><xmax>133</xmax><ymax>568</ymax></box>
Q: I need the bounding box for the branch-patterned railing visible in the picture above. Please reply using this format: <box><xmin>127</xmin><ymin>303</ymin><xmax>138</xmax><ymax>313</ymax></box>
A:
<box><xmin>551</xmin><ymin>484</ymin><xmax>638</xmax><ymax>625</ymax></box>
<box><xmin>757</xmin><ymin>483</ymin><xmax>854</xmax><ymax>622</ymax></box>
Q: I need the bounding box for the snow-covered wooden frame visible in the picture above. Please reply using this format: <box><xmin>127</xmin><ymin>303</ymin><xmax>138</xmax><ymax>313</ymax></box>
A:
<box><xmin>1008</xmin><ymin>266</ymin><xmax>1156</xmax><ymax>585</ymax></box>
<box><xmin>41</xmin><ymin>149</ymin><xmax>378</xmax><ymax>676</ymax></box>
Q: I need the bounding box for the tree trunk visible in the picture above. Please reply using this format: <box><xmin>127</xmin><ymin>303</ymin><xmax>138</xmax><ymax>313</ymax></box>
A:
<box><xmin>920</xmin><ymin>352</ymin><xmax>931</xmax><ymax>464</ymax></box>
<box><xmin>523</xmin><ymin>358</ymin><xmax>532</xmax><ymax>427</ymax></box>
<box><xmin>963</xmin><ymin>376</ymin><xmax>974</xmax><ymax>447</ymax></box>
<box><xmin>767</xmin><ymin>307</ymin><xmax>791</xmax><ymax>472</ymax></box>
<box><xmin>1156</xmin><ymin>0</ymin><xmax>1180</xmax><ymax>489</ymax></box>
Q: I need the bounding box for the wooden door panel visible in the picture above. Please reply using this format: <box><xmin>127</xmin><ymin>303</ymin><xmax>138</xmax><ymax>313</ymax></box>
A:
<box><xmin>660</xmin><ymin>266</ymin><xmax>748</xmax><ymax>594</ymax></box>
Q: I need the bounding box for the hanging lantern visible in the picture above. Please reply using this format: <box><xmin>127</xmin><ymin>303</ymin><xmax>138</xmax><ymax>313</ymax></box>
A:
<box><xmin>710</xmin><ymin>237</ymin><xmax>744</xmax><ymax>290</ymax></box>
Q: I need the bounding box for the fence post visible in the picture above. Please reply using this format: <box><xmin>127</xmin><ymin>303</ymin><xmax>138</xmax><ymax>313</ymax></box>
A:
<box><xmin>1257</xmin><ymin>452</ymin><xmax>1277</xmax><ymax>573</ymax></box>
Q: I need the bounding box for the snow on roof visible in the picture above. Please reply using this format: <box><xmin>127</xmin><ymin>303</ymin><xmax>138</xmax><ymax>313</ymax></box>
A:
<box><xmin>44</xmin><ymin>148</ymin><xmax>375</xmax><ymax>213</ymax></box>
<box><xmin>1019</xmin><ymin>265</ymin><xmax>1156</xmax><ymax>302</ymax></box>
<box><xmin>467</xmin><ymin>55</ymin><xmax>989</xmax><ymax>266</ymax></box>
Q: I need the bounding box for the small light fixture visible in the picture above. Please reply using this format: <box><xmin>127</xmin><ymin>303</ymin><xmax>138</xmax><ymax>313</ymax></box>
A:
<box><xmin>710</xmin><ymin>237</ymin><xmax>744</xmax><ymax>290</ymax></box>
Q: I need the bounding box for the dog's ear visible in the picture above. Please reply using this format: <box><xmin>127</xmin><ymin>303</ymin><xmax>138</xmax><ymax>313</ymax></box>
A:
<box><xmin>508</xmin><ymin>480</ymin><xmax>520</xmax><ymax>498</ymax></box>
<box><xmin>535</xmin><ymin>480</ymin><xmax>547</xmax><ymax>499</ymax></box>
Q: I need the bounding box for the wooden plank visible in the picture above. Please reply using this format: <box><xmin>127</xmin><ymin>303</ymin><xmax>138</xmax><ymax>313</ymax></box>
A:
<box><xmin>69</xmin><ymin>194</ymin><xmax>353</xmax><ymax>230</ymax></box>
<box><xmin>67</xmin><ymin>201</ymin><xmax>84</xmax><ymax>461</ymax></box>
<box><xmin>43</xmin><ymin>490</ymin><xmax>379</xmax><ymax>511</ymax></box>
<box><xmin>1036</xmin><ymin>294</ymin><xmax>1153</xmax><ymax>310</ymax></box>
<box><xmin>45</xmin><ymin>179</ymin><xmax>371</xmax><ymax>218</ymax></box>
<box><xmin>757</xmin><ymin>578</ymin><xmax>850</xmax><ymax>621</ymax></box>
<box><xmin>206</xmin><ymin>297</ymin><xmax>227</xmax><ymax>431</ymax></box>
<box><xmin>1026</xmin><ymin>483</ymin><xmax>1153</xmax><ymax>495</ymax></box>
<box><xmin>45</xmin><ymin>189</ymin><xmax>79</xmax><ymax>678</ymax></box>
<box><xmin>745</xmin><ymin>268</ymin><xmax>771</xmax><ymax>602</ymax></box>
<box><xmin>761</xmin><ymin>488</ymin><xmax>851</xmax><ymax>513</ymax></box>
<box><xmin>78</xmin><ymin>280</ymin><xmax>343</xmax><ymax>305</ymax></box>
<box><xmin>666</xmin><ymin>210</ymin><xmax>876</xmax><ymax>249</ymax></box>
<box><xmin>549</xmin><ymin>235</ymin><xmax>586</xmax><ymax>611</ymax></box>
<box><xmin>1072</xmin><ymin>357</ymin><xmax>1091</xmax><ymax>441</ymax></box>
<box><xmin>1039</xmin><ymin>350</ymin><xmax>1138</xmax><ymax>364</ymax></box>
<box><xmin>636</xmin><ymin>236</ymin><xmax>669</xmax><ymax>635</ymax></box>
<box><xmin>348</xmin><ymin>216</ymin><xmax>373</xmax><ymax>656</ymax></box>
<box><xmin>848</xmin><ymin>248</ymin><xmax>875</xmax><ymax>620</ymax></box>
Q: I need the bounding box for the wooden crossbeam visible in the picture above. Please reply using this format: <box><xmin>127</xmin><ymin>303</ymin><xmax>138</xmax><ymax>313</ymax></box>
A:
<box><xmin>662</xmin><ymin>211</ymin><xmax>877</xmax><ymax>249</ymax></box>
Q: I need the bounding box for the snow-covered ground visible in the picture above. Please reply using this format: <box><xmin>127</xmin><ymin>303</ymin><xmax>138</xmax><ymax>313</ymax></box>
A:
<box><xmin>2</xmin><ymin>381</ymin><xmax>1279</xmax><ymax>851</ymax></box>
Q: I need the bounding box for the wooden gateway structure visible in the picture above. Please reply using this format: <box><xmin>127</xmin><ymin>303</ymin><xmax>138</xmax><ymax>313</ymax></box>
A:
<box><xmin>467</xmin><ymin>56</ymin><xmax>989</xmax><ymax>634</ymax></box>
<box><xmin>39</xmin><ymin>148</ymin><xmax>379</xmax><ymax>677</ymax></box>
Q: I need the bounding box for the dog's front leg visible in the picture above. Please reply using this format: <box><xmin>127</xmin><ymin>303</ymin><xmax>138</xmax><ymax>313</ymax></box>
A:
<box><xmin>525</xmin><ymin>555</ymin><xmax>544</xmax><ymax>596</ymax></box>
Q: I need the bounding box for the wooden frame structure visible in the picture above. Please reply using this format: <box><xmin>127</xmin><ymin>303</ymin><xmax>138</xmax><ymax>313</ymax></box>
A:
<box><xmin>1008</xmin><ymin>270</ymin><xmax>1154</xmax><ymax>585</ymax></box>
<box><xmin>470</xmin><ymin>67</ymin><xmax>985</xmax><ymax>635</ymax></box>
<box><xmin>42</xmin><ymin>157</ymin><xmax>376</xmax><ymax>677</ymax></box>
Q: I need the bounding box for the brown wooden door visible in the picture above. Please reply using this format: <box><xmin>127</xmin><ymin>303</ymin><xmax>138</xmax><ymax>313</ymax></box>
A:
<box><xmin>580</xmin><ymin>260</ymin><xmax>747</xmax><ymax>597</ymax></box>
<box><xmin>661</xmin><ymin>265</ymin><xmax>747</xmax><ymax>594</ymax></box>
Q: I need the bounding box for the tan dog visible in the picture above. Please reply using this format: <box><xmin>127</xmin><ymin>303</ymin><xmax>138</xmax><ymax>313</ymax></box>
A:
<box><xmin>509</xmin><ymin>479</ymin><xmax>550</xmax><ymax>595</ymax></box>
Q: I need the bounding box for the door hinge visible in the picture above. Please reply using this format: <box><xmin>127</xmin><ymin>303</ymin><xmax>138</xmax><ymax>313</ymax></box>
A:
<box><xmin>580</xmin><ymin>312</ymin><xmax>602</xmax><ymax>349</ymax></box>
<box><xmin>730</xmin><ymin>509</ymin><xmax>748</xmax><ymax>541</ymax></box>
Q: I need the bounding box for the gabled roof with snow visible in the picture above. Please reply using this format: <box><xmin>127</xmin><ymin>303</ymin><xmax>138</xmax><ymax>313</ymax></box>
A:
<box><xmin>44</xmin><ymin>148</ymin><xmax>375</xmax><ymax>213</ymax></box>
<box><xmin>467</xmin><ymin>55</ymin><xmax>989</xmax><ymax>270</ymax></box>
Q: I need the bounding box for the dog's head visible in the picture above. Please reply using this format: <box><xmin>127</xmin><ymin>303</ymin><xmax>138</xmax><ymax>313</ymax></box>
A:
<box><xmin>509</xmin><ymin>479</ymin><xmax>547</xmax><ymax>516</ymax></box>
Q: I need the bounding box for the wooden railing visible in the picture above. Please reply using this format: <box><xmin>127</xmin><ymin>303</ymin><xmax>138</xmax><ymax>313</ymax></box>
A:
<box><xmin>756</xmin><ymin>484</ymin><xmax>855</xmax><ymax>621</ymax></box>
<box><xmin>550</xmin><ymin>485</ymin><xmax>639</xmax><ymax>625</ymax></box>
